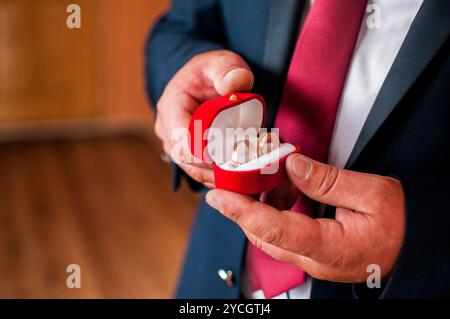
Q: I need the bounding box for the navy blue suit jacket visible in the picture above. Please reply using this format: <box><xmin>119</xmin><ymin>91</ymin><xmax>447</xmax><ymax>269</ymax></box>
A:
<box><xmin>146</xmin><ymin>0</ymin><xmax>450</xmax><ymax>298</ymax></box>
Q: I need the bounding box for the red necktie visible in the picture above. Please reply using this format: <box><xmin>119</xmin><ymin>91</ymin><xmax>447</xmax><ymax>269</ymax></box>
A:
<box><xmin>247</xmin><ymin>0</ymin><xmax>367</xmax><ymax>299</ymax></box>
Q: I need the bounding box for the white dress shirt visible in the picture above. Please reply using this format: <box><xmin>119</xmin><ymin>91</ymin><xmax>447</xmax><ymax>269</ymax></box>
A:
<box><xmin>245</xmin><ymin>0</ymin><xmax>424</xmax><ymax>299</ymax></box>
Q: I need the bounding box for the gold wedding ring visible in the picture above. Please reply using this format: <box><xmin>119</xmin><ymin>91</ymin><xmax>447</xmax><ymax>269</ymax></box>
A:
<box><xmin>258</xmin><ymin>132</ymin><xmax>280</xmax><ymax>156</ymax></box>
<box><xmin>231</xmin><ymin>139</ymin><xmax>258</xmax><ymax>164</ymax></box>
<box><xmin>230</xmin><ymin>132</ymin><xmax>281</xmax><ymax>166</ymax></box>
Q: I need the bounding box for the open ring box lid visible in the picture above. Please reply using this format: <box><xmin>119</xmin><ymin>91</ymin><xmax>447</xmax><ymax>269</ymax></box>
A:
<box><xmin>188</xmin><ymin>92</ymin><xmax>300</xmax><ymax>194</ymax></box>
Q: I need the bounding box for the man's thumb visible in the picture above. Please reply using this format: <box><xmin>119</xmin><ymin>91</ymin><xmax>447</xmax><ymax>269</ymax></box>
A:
<box><xmin>214</xmin><ymin>67</ymin><xmax>254</xmax><ymax>95</ymax></box>
<box><xmin>201</xmin><ymin>51</ymin><xmax>253</xmax><ymax>95</ymax></box>
<box><xmin>285</xmin><ymin>153</ymin><xmax>381</xmax><ymax>211</ymax></box>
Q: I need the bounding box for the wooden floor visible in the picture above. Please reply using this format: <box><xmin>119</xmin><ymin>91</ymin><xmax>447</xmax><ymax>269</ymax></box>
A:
<box><xmin>0</xmin><ymin>136</ymin><xmax>199</xmax><ymax>298</ymax></box>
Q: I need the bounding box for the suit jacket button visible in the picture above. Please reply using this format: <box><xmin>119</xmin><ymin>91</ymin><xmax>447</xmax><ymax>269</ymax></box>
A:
<box><xmin>218</xmin><ymin>269</ymin><xmax>234</xmax><ymax>287</ymax></box>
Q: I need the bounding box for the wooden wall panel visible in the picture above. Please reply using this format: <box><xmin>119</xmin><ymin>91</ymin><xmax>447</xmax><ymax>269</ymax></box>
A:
<box><xmin>0</xmin><ymin>0</ymin><xmax>169</xmax><ymax>128</ymax></box>
<box><xmin>99</xmin><ymin>0</ymin><xmax>169</xmax><ymax>120</ymax></box>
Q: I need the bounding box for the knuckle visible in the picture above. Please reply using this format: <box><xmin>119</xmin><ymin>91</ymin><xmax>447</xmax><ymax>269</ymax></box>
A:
<box><xmin>162</xmin><ymin>143</ymin><xmax>171</xmax><ymax>156</ymax></box>
<box><xmin>317</xmin><ymin>166</ymin><xmax>340</xmax><ymax>199</ymax></box>
<box><xmin>383</xmin><ymin>176</ymin><xmax>401</xmax><ymax>192</ymax></box>
<box><xmin>189</xmin><ymin>50</ymin><xmax>220</xmax><ymax>68</ymax></box>
<box><xmin>373</xmin><ymin>176</ymin><xmax>404</xmax><ymax>211</ymax></box>
<box><xmin>294</xmin><ymin>258</ymin><xmax>326</xmax><ymax>281</ymax></box>
<box><xmin>377</xmin><ymin>176</ymin><xmax>392</xmax><ymax>196</ymax></box>
<box><xmin>325</xmin><ymin>252</ymin><xmax>345</xmax><ymax>270</ymax></box>
<box><xmin>221</xmin><ymin>200</ymin><xmax>243</xmax><ymax>224</ymax></box>
<box><xmin>156</xmin><ymin>100</ymin><xmax>164</xmax><ymax>112</ymax></box>
<box><xmin>227</xmin><ymin>207</ymin><xmax>242</xmax><ymax>224</ymax></box>
<box><xmin>186</xmin><ymin>167</ymin><xmax>209</xmax><ymax>184</ymax></box>
<box><xmin>211</xmin><ymin>50</ymin><xmax>246</xmax><ymax>70</ymax></box>
<box><xmin>187</xmin><ymin>167</ymin><xmax>201</xmax><ymax>181</ymax></box>
<box><xmin>260</xmin><ymin>226</ymin><xmax>284</xmax><ymax>247</ymax></box>
<box><xmin>180</xmin><ymin>162</ymin><xmax>193</xmax><ymax>174</ymax></box>
<box><xmin>373</xmin><ymin>175</ymin><xmax>398</xmax><ymax>200</ymax></box>
<box><xmin>252</xmin><ymin>235</ymin><xmax>264</xmax><ymax>251</ymax></box>
<box><xmin>309</xmin><ymin>257</ymin><xmax>345</xmax><ymax>282</ymax></box>
<box><xmin>200</xmin><ymin>169</ymin><xmax>209</xmax><ymax>183</ymax></box>
<box><xmin>154</xmin><ymin>118</ymin><xmax>164</xmax><ymax>139</ymax></box>
<box><xmin>189</xmin><ymin>51</ymin><xmax>208</xmax><ymax>64</ymax></box>
<box><xmin>308</xmin><ymin>266</ymin><xmax>329</xmax><ymax>281</ymax></box>
<box><xmin>217</xmin><ymin>50</ymin><xmax>241</xmax><ymax>62</ymax></box>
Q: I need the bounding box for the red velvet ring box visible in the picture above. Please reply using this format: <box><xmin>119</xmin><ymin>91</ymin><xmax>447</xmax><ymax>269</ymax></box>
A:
<box><xmin>188</xmin><ymin>92</ymin><xmax>300</xmax><ymax>194</ymax></box>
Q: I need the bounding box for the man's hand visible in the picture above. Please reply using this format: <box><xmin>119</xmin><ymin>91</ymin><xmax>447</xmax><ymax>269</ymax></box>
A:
<box><xmin>154</xmin><ymin>50</ymin><xmax>254</xmax><ymax>188</ymax></box>
<box><xmin>205</xmin><ymin>154</ymin><xmax>405</xmax><ymax>282</ymax></box>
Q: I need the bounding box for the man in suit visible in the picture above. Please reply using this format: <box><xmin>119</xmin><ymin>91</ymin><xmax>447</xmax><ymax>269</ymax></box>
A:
<box><xmin>146</xmin><ymin>0</ymin><xmax>450</xmax><ymax>298</ymax></box>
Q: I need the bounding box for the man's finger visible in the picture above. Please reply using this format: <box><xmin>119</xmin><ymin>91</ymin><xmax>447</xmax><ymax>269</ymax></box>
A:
<box><xmin>243</xmin><ymin>229</ymin><xmax>315</xmax><ymax>267</ymax></box>
<box><xmin>205</xmin><ymin>189</ymin><xmax>345</xmax><ymax>260</ymax></box>
<box><xmin>204</xmin><ymin>182</ymin><xmax>215</xmax><ymax>189</ymax></box>
<box><xmin>286</xmin><ymin>154</ymin><xmax>391</xmax><ymax>213</ymax></box>
<box><xmin>178</xmin><ymin>162</ymin><xmax>214</xmax><ymax>184</ymax></box>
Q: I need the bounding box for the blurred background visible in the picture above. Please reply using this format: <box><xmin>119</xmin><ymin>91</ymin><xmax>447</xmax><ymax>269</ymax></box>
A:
<box><xmin>0</xmin><ymin>0</ymin><xmax>200</xmax><ymax>298</ymax></box>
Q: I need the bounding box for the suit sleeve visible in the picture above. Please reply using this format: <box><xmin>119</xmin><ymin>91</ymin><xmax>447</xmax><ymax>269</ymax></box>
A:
<box><xmin>380</xmin><ymin>174</ymin><xmax>450</xmax><ymax>298</ymax></box>
<box><xmin>145</xmin><ymin>0</ymin><xmax>225</xmax><ymax>191</ymax></box>
<box><xmin>353</xmin><ymin>174</ymin><xmax>450</xmax><ymax>298</ymax></box>
<box><xmin>145</xmin><ymin>0</ymin><xmax>225</xmax><ymax>107</ymax></box>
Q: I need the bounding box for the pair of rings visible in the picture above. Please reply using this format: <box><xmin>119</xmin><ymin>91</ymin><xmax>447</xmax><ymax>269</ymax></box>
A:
<box><xmin>231</xmin><ymin>132</ymin><xmax>280</xmax><ymax>165</ymax></box>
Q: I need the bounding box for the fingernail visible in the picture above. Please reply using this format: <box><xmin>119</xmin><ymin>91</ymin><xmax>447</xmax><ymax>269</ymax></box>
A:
<box><xmin>206</xmin><ymin>191</ymin><xmax>223</xmax><ymax>212</ymax></box>
<box><xmin>221</xmin><ymin>68</ymin><xmax>253</xmax><ymax>91</ymax></box>
<box><xmin>223</xmin><ymin>68</ymin><xmax>241</xmax><ymax>82</ymax></box>
<box><xmin>291</xmin><ymin>155</ymin><xmax>313</xmax><ymax>181</ymax></box>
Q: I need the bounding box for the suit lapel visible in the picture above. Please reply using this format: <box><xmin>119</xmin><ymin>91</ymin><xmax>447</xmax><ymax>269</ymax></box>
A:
<box><xmin>346</xmin><ymin>0</ymin><xmax>450</xmax><ymax>168</ymax></box>
<box><xmin>260</xmin><ymin>0</ymin><xmax>304</xmax><ymax>128</ymax></box>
